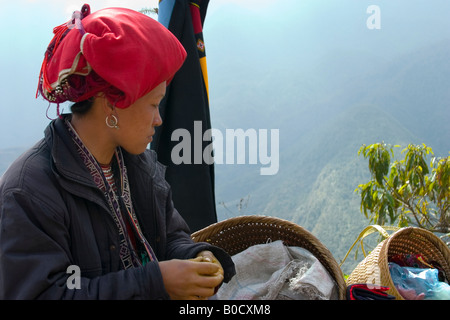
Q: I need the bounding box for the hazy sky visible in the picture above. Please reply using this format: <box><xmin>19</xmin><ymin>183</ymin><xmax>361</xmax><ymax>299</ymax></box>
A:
<box><xmin>0</xmin><ymin>0</ymin><xmax>449</xmax><ymax>149</ymax></box>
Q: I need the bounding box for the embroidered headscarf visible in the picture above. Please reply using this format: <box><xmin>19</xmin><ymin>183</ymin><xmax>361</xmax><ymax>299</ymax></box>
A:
<box><xmin>37</xmin><ymin>4</ymin><xmax>186</xmax><ymax>111</ymax></box>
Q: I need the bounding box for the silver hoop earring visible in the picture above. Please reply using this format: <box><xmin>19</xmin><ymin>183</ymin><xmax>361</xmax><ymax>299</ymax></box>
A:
<box><xmin>106</xmin><ymin>114</ymin><xmax>119</xmax><ymax>129</ymax></box>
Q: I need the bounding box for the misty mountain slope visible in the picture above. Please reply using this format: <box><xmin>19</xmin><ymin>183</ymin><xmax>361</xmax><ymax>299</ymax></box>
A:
<box><xmin>367</xmin><ymin>40</ymin><xmax>450</xmax><ymax>155</ymax></box>
<box><xmin>212</xmin><ymin>38</ymin><xmax>449</xmax><ymax>270</ymax></box>
<box><xmin>213</xmin><ymin>101</ymin><xmax>420</xmax><ymax>272</ymax></box>
<box><xmin>288</xmin><ymin>104</ymin><xmax>418</xmax><ymax>271</ymax></box>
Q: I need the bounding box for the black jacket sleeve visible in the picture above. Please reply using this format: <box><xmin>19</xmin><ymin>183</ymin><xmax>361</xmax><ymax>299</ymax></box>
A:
<box><xmin>0</xmin><ymin>188</ymin><xmax>169</xmax><ymax>300</ymax></box>
<box><xmin>162</xmin><ymin>188</ymin><xmax>236</xmax><ymax>283</ymax></box>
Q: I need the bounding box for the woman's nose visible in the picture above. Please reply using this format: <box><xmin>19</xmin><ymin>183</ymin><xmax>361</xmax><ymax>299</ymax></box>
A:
<box><xmin>153</xmin><ymin>108</ymin><xmax>163</xmax><ymax>127</ymax></box>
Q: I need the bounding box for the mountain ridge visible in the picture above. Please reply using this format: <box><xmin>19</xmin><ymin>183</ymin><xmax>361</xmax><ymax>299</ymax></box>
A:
<box><xmin>211</xmin><ymin>39</ymin><xmax>449</xmax><ymax>272</ymax></box>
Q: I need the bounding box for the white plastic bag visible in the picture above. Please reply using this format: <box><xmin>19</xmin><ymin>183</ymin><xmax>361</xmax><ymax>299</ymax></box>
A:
<box><xmin>216</xmin><ymin>240</ymin><xmax>338</xmax><ymax>300</ymax></box>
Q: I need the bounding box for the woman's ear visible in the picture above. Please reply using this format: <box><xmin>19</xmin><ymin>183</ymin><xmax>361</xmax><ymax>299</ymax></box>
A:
<box><xmin>95</xmin><ymin>93</ymin><xmax>115</xmax><ymax>115</ymax></box>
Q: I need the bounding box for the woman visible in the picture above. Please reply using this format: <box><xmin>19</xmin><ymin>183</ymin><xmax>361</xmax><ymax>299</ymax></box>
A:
<box><xmin>0</xmin><ymin>4</ymin><xmax>235</xmax><ymax>299</ymax></box>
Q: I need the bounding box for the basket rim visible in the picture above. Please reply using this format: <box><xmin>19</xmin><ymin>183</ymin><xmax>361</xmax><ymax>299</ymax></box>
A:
<box><xmin>378</xmin><ymin>226</ymin><xmax>450</xmax><ymax>269</ymax></box>
<box><xmin>191</xmin><ymin>215</ymin><xmax>347</xmax><ymax>300</ymax></box>
<box><xmin>381</xmin><ymin>227</ymin><xmax>450</xmax><ymax>297</ymax></box>
<box><xmin>349</xmin><ymin>226</ymin><xmax>450</xmax><ymax>300</ymax></box>
<box><xmin>193</xmin><ymin>215</ymin><xmax>316</xmax><ymax>239</ymax></box>
<box><xmin>384</xmin><ymin>226</ymin><xmax>450</xmax><ymax>253</ymax></box>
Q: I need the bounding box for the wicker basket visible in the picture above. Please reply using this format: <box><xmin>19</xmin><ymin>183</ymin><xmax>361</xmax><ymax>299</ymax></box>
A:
<box><xmin>191</xmin><ymin>215</ymin><xmax>347</xmax><ymax>300</ymax></box>
<box><xmin>346</xmin><ymin>226</ymin><xmax>450</xmax><ymax>300</ymax></box>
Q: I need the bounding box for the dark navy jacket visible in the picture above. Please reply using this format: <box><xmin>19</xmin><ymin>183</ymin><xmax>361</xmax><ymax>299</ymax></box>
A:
<box><xmin>0</xmin><ymin>115</ymin><xmax>234</xmax><ymax>299</ymax></box>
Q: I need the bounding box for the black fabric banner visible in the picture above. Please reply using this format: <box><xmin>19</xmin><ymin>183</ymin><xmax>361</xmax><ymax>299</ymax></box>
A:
<box><xmin>152</xmin><ymin>0</ymin><xmax>217</xmax><ymax>232</ymax></box>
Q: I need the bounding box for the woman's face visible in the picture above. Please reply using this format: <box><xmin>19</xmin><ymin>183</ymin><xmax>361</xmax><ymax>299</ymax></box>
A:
<box><xmin>113</xmin><ymin>82</ymin><xmax>165</xmax><ymax>155</ymax></box>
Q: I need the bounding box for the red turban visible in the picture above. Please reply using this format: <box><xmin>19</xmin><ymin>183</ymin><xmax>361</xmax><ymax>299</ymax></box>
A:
<box><xmin>37</xmin><ymin>4</ymin><xmax>187</xmax><ymax>109</ymax></box>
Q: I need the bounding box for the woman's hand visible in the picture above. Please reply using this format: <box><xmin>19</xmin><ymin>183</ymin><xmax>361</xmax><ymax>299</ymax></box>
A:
<box><xmin>159</xmin><ymin>258</ymin><xmax>224</xmax><ymax>300</ymax></box>
<box><xmin>194</xmin><ymin>250</ymin><xmax>224</xmax><ymax>277</ymax></box>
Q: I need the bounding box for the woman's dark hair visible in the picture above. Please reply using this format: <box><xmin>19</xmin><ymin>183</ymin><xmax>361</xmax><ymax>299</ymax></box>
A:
<box><xmin>70</xmin><ymin>98</ymin><xmax>94</xmax><ymax>116</ymax></box>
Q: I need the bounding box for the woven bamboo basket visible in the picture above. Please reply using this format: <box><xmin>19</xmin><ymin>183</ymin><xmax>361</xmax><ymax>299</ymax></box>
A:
<box><xmin>191</xmin><ymin>215</ymin><xmax>347</xmax><ymax>300</ymax></box>
<box><xmin>346</xmin><ymin>226</ymin><xmax>450</xmax><ymax>300</ymax></box>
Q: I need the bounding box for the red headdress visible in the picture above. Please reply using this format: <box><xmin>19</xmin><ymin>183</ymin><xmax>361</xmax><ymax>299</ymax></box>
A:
<box><xmin>37</xmin><ymin>4</ymin><xmax>186</xmax><ymax>111</ymax></box>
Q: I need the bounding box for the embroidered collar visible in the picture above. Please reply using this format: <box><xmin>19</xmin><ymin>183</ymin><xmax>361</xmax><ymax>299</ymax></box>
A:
<box><xmin>65</xmin><ymin>118</ymin><xmax>157</xmax><ymax>268</ymax></box>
